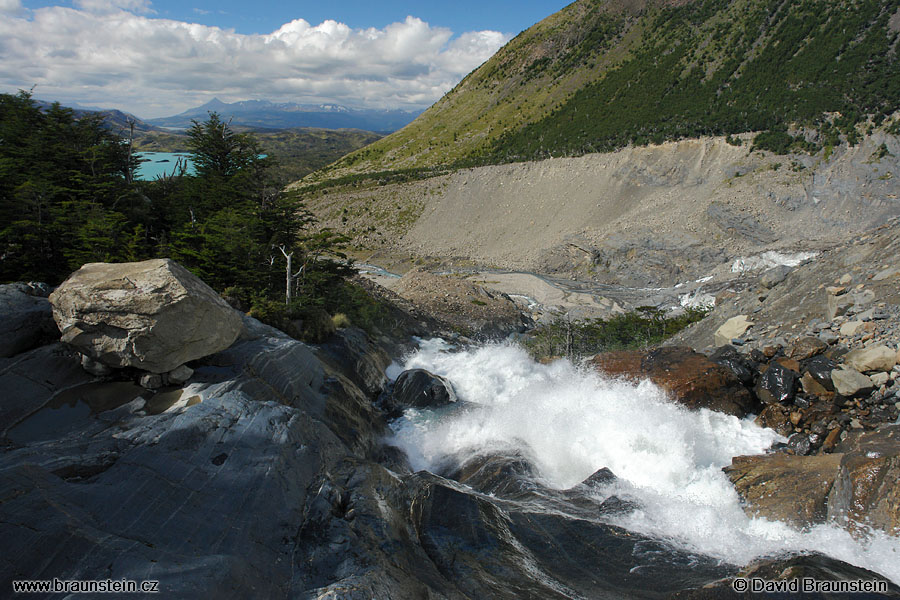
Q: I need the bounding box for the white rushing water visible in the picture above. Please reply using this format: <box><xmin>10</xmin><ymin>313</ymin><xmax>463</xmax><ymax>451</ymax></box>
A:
<box><xmin>388</xmin><ymin>340</ymin><xmax>900</xmax><ymax>583</ymax></box>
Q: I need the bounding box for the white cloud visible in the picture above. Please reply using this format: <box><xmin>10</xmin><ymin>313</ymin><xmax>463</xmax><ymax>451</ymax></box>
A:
<box><xmin>0</xmin><ymin>0</ymin><xmax>24</xmax><ymax>15</ymax></box>
<box><xmin>0</xmin><ymin>6</ymin><xmax>509</xmax><ymax>117</ymax></box>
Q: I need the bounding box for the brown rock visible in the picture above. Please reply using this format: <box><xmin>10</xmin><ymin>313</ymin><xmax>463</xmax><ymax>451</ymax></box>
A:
<box><xmin>775</xmin><ymin>357</ymin><xmax>801</xmax><ymax>373</ymax></box>
<box><xmin>724</xmin><ymin>453</ymin><xmax>844</xmax><ymax>529</ymax></box>
<box><xmin>822</xmin><ymin>427</ymin><xmax>842</xmax><ymax>452</ymax></box>
<box><xmin>755</xmin><ymin>404</ymin><xmax>793</xmax><ymax>436</ymax></box>
<box><xmin>762</xmin><ymin>345</ymin><xmax>780</xmax><ymax>358</ymax></box>
<box><xmin>827</xmin><ymin>425</ymin><xmax>900</xmax><ymax>535</ymax></box>
<box><xmin>591</xmin><ymin>346</ymin><xmax>756</xmax><ymax>417</ymax></box>
<box><xmin>800</xmin><ymin>372</ymin><xmax>830</xmax><ymax>398</ymax></box>
<box><xmin>787</xmin><ymin>337</ymin><xmax>828</xmax><ymax>361</ymax></box>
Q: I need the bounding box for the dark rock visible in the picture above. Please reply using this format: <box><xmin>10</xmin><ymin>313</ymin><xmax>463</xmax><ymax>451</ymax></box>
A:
<box><xmin>676</xmin><ymin>554</ymin><xmax>900</xmax><ymax>598</ymax></box>
<box><xmin>787</xmin><ymin>433</ymin><xmax>812</xmax><ymax>456</ymax></box>
<box><xmin>592</xmin><ymin>346</ymin><xmax>757</xmax><ymax>417</ymax></box>
<box><xmin>385</xmin><ymin>368</ymin><xmax>457</xmax><ymax>415</ymax></box>
<box><xmin>0</xmin><ymin>283</ymin><xmax>57</xmax><ymax>358</ymax></box>
<box><xmin>804</xmin><ymin>355</ymin><xmax>837</xmax><ymax>391</ymax></box>
<box><xmin>709</xmin><ymin>345</ymin><xmax>755</xmax><ymax>386</ymax></box>
<box><xmin>754</xmin><ymin>361</ymin><xmax>797</xmax><ymax>404</ymax></box>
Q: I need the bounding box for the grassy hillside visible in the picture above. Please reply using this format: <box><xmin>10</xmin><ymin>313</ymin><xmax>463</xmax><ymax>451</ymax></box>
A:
<box><xmin>307</xmin><ymin>0</ymin><xmax>900</xmax><ymax>181</ymax></box>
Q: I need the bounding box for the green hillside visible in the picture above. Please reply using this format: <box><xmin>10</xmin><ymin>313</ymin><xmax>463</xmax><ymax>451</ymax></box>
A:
<box><xmin>306</xmin><ymin>0</ymin><xmax>900</xmax><ymax>182</ymax></box>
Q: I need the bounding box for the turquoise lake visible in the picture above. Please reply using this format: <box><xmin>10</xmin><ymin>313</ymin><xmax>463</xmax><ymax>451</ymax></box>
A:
<box><xmin>135</xmin><ymin>152</ymin><xmax>196</xmax><ymax>180</ymax></box>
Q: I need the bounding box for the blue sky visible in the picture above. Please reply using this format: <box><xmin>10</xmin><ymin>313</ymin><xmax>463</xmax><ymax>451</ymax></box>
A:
<box><xmin>1</xmin><ymin>0</ymin><xmax>569</xmax><ymax>117</ymax></box>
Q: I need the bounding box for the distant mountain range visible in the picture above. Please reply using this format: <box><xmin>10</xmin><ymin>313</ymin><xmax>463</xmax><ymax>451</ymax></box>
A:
<box><xmin>147</xmin><ymin>98</ymin><xmax>421</xmax><ymax>133</ymax></box>
<box><xmin>33</xmin><ymin>99</ymin><xmax>160</xmax><ymax>134</ymax></box>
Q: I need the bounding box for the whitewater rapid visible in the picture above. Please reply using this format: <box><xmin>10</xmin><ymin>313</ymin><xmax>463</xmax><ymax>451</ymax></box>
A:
<box><xmin>388</xmin><ymin>340</ymin><xmax>900</xmax><ymax>584</ymax></box>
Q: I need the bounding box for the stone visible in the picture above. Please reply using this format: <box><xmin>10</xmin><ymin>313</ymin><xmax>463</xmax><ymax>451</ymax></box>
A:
<box><xmin>800</xmin><ymin>372</ymin><xmax>830</xmax><ymax>398</ymax></box>
<box><xmin>870</xmin><ymin>372</ymin><xmax>890</xmax><ymax>387</ymax></box>
<box><xmin>724</xmin><ymin>453</ymin><xmax>843</xmax><ymax>528</ymax></box>
<box><xmin>166</xmin><ymin>365</ymin><xmax>194</xmax><ymax>385</ymax></box>
<box><xmin>755</xmin><ymin>404</ymin><xmax>793</xmax><ymax>436</ymax></box>
<box><xmin>759</xmin><ymin>265</ymin><xmax>791</xmax><ymax>289</ymax></box>
<box><xmin>839</xmin><ymin>273</ymin><xmax>853</xmax><ymax>285</ymax></box>
<box><xmin>713</xmin><ymin>315</ymin><xmax>752</xmax><ymax>347</ymax></box>
<box><xmin>822</xmin><ymin>427</ymin><xmax>842</xmax><ymax>452</ymax></box>
<box><xmin>49</xmin><ymin>259</ymin><xmax>243</xmax><ymax>373</ymax></box>
<box><xmin>827</xmin><ymin>294</ymin><xmax>854</xmax><ymax>320</ymax></box>
<box><xmin>843</xmin><ymin>345</ymin><xmax>897</xmax><ymax>373</ymax></box>
<box><xmin>708</xmin><ymin>345</ymin><xmax>754</xmax><ymax>386</ymax></box>
<box><xmin>139</xmin><ymin>373</ymin><xmax>164</xmax><ymax>389</ymax></box>
<box><xmin>0</xmin><ymin>283</ymin><xmax>57</xmax><ymax>358</ymax></box>
<box><xmin>831</xmin><ymin>368</ymin><xmax>875</xmax><ymax>397</ymax></box>
<box><xmin>804</xmin><ymin>355</ymin><xmax>837</xmax><ymax>392</ymax></box>
<box><xmin>819</xmin><ymin>331</ymin><xmax>839</xmax><ymax>345</ymax></box>
<box><xmin>755</xmin><ymin>361</ymin><xmax>797</xmax><ymax>404</ymax></box>
<box><xmin>592</xmin><ymin>347</ymin><xmax>757</xmax><ymax>417</ymax></box>
<box><xmin>872</xmin><ymin>266</ymin><xmax>900</xmax><ymax>281</ymax></box>
<box><xmin>787</xmin><ymin>336</ymin><xmax>828</xmax><ymax>360</ymax></box>
<box><xmin>385</xmin><ymin>369</ymin><xmax>457</xmax><ymax>415</ymax></box>
<box><xmin>80</xmin><ymin>354</ymin><xmax>113</xmax><ymax>377</ymax></box>
<box><xmin>828</xmin><ymin>425</ymin><xmax>900</xmax><ymax>535</ymax></box>
<box><xmin>839</xmin><ymin>320</ymin><xmax>865</xmax><ymax>337</ymax></box>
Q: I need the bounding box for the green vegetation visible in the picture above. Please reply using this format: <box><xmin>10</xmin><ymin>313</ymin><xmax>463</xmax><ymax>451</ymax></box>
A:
<box><xmin>133</xmin><ymin>127</ymin><xmax>381</xmax><ymax>185</ymax></box>
<box><xmin>525</xmin><ymin>307</ymin><xmax>709</xmax><ymax>361</ymax></box>
<box><xmin>0</xmin><ymin>91</ymin><xmax>385</xmax><ymax>340</ymax></box>
<box><xmin>313</xmin><ymin>0</ymin><xmax>900</xmax><ymax>179</ymax></box>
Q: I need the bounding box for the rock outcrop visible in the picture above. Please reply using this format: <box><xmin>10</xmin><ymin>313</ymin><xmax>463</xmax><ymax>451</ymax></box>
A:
<box><xmin>49</xmin><ymin>259</ymin><xmax>242</xmax><ymax>373</ymax></box>
<box><xmin>385</xmin><ymin>368</ymin><xmax>457</xmax><ymax>415</ymax></box>
<box><xmin>591</xmin><ymin>346</ymin><xmax>757</xmax><ymax>417</ymax></box>
<box><xmin>0</xmin><ymin>283</ymin><xmax>56</xmax><ymax>358</ymax></box>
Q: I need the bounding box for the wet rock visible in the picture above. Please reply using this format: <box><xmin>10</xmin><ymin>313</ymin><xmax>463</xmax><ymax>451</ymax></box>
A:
<box><xmin>713</xmin><ymin>315</ymin><xmax>753</xmax><ymax>347</ymax></box>
<box><xmin>755</xmin><ymin>362</ymin><xmax>797</xmax><ymax>404</ymax></box>
<box><xmin>755</xmin><ymin>404</ymin><xmax>793</xmax><ymax>436</ymax></box>
<box><xmin>804</xmin><ymin>355</ymin><xmax>837</xmax><ymax>391</ymax></box>
<box><xmin>0</xmin><ymin>283</ymin><xmax>57</xmax><ymax>358</ymax></box>
<box><xmin>828</xmin><ymin>425</ymin><xmax>900</xmax><ymax>535</ymax></box>
<box><xmin>843</xmin><ymin>345</ymin><xmax>897</xmax><ymax>373</ymax></box>
<box><xmin>724</xmin><ymin>453</ymin><xmax>844</xmax><ymax>528</ymax></box>
<box><xmin>592</xmin><ymin>346</ymin><xmax>757</xmax><ymax>417</ymax></box>
<box><xmin>49</xmin><ymin>259</ymin><xmax>242</xmax><ymax>373</ymax></box>
<box><xmin>709</xmin><ymin>345</ymin><xmax>755</xmax><ymax>386</ymax></box>
<box><xmin>788</xmin><ymin>433</ymin><xmax>813</xmax><ymax>456</ymax></box>
<box><xmin>317</xmin><ymin>327</ymin><xmax>390</xmax><ymax>398</ymax></box>
<box><xmin>386</xmin><ymin>369</ymin><xmax>457</xmax><ymax>415</ymax></box>
<box><xmin>831</xmin><ymin>368</ymin><xmax>875</xmax><ymax>397</ymax></box>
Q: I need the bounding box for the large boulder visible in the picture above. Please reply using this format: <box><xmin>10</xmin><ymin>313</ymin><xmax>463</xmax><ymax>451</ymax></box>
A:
<box><xmin>828</xmin><ymin>426</ymin><xmax>900</xmax><ymax>535</ymax></box>
<box><xmin>0</xmin><ymin>283</ymin><xmax>57</xmax><ymax>358</ymax></box>
<box><xmin>713</xmin><ymin>315</ymin><xmax>752</xmax><ymax>347</ymax></box>
<box><xmin>49</xmin><ymin>259</ymin><xmax>242</xmax><ymax>373</ymax></box>
<box><xmin>591</xmin><ymin>346</ymin><xmax>757</xmax><ymax>417</ymax></box>
<box><xmin>384</xmin><ymin>368</ymin><xmax>457</xmax><ymax>415</ymax></box>
<box><xmin>831</xmin><ymin>368</ymin><xmax>875</xmax><ymax>397</ymax></box>
<box><xmin>843</xmin><ymin>345</ymin><xmax>897</xmax><ymax>373</ymax></box>
<box><xmin>724</xmin><ymin>453</ymin><xmax>844</xmax><ymax>529</ymax></box>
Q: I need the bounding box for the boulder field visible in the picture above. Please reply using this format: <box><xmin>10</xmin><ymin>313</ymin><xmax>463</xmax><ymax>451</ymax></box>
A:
<box><xmin>2</xmin><ymin>258</ymin><xmax>899</xmax><ymax>597</ymax></box>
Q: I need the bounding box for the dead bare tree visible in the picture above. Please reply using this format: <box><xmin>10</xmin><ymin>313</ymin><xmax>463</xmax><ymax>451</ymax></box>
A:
<box><xmin>280</xmin><ymin>245</ymin><xmax>303</xmax><ymax>306</ymax></box>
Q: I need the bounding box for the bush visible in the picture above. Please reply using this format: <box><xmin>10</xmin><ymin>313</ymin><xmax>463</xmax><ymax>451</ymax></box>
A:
<box><xmin>525</xmin><ymin>307</ymin><xmax>709</xmax><ymax>361</ymax></box>
<box><xmin>332</xmin><ymin>313</ymin><xmax>351</xmax><ymax>329</ymax></box>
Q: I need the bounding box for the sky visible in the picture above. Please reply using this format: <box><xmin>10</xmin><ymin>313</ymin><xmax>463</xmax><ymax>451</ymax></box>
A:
<box><xmin>0</xmin><ymin>0</ymin><xmax>570</xmax><ymax>118</ymax></box>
